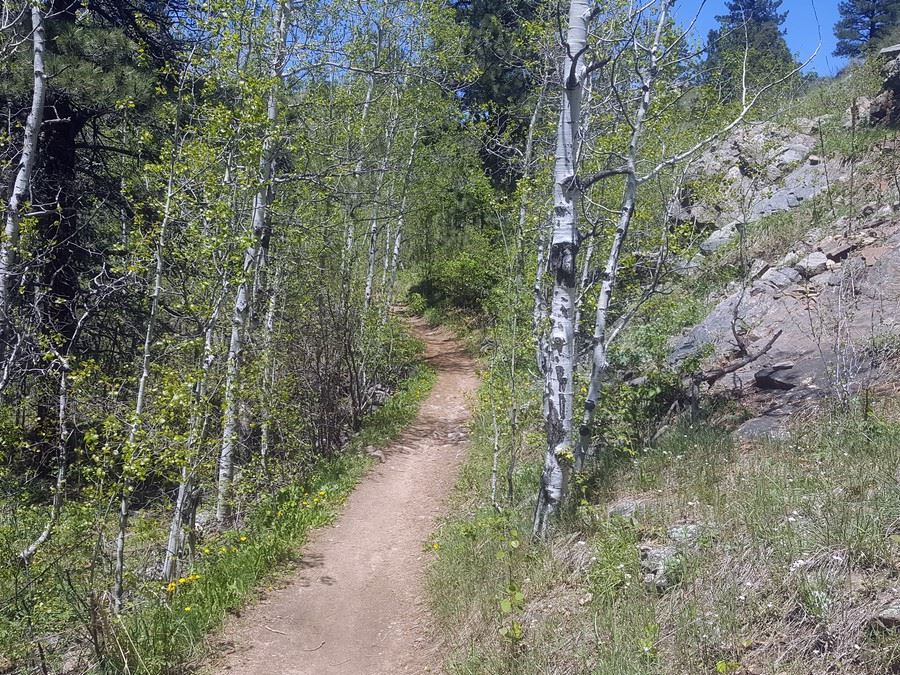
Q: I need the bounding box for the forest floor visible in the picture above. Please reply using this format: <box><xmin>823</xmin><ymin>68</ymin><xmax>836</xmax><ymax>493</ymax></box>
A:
<box><xmin>210</xmin><ymin>316</ymin><xmax>478</xmax><ymax>675</ymax></box>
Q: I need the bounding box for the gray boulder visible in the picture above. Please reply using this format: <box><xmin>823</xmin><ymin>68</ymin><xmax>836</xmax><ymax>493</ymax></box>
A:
<box><xmin>795</xmin><ymin>251</ymin><xmax>829</xmax><ymax>278</ymax></box>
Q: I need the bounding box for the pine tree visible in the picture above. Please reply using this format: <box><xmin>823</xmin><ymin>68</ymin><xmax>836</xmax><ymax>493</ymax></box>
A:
<box><xmin>705</xmin><ymin>0</ymin><xmax>797</xmax><ymax>101</ymax></box>
<box><xmin>834</xmin><ymin>0</ymin><xmax>900</xmax><ymax>57</ymax></box>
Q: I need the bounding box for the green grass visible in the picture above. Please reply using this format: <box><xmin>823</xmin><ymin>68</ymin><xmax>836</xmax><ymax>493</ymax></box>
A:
<box><xmin>0</xmin><ymin>363</ymin><xmax>436</xmax><ymax>675</ymax></box>
<box><xmin>115</xmin><ymin>363</ymin><xmax>436</xmax><ymax>673</ymax></box>
<box><xmin>429</xmin><ymin>382</ymin><xmax>900</xmax><ymax>674</ymax></box>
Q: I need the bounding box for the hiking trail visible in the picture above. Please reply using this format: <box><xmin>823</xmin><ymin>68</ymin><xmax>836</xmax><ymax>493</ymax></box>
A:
<box><xmin>215</xmin><ymin>317</ymin><xmax>478</xmax><ymax>675</ymax></box>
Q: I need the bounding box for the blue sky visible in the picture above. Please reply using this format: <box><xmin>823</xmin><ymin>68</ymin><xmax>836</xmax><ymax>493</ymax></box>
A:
<box><xmin>674</xmin><ymin>0</ymin><xmax>847</xmax><ymax>76</ymax></box>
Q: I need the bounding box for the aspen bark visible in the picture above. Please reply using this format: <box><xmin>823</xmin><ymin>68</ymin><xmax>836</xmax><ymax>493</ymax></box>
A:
<box><xmin>259</xmin><ymin>267</ymin><xmax>281</xmax><ymax>468</ymax></box>
<box><xmin>163</xmin><ymin>300</ymin><xmax>221</xmax><ymax>581</ymax></box>
<box><xmin>575</xmin><ymin>0</ymin><xmax>670</xmax><ymax>471</ymax></box>
<box><xmin>217</xmin><ymin>1</ymin><xmax>287</xmax><ymax>523</ymax></box>
<box><xmin>114</xmin><ymin>161</ymin><xmax>173</xmax><ymax>610</ymax></box>
<box><xmin>383</xmin><ymin>122</ymin><xmax>420</xmax><ymax>316</ymax></box>
<box><xmin>363</xmin><ymin>103</ymin><xmax>400</xmax><ymax>310</ymax></box>
<box><xmin>0</xmin><ymin>3</ymin><xmax>45</xmax><ymax>330</ymax></box>
<box><xmin>340</xmin><ymin>28</ymin><xmax>381</xmax><ymax>298</ymax></box>
<box><xmin>533</xmin><ymin>0</ymin><xmax>590</xmax><ymax>538</ymax></box>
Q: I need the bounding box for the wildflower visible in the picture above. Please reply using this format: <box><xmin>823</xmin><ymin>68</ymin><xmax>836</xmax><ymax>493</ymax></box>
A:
<box><xmin>432</xmin><ymin>542</ymin><xmax>439</xmax><ymax>550</ymax></box>
<box><xmin>220</xmin><ymin>546</ymin><xmax>227</xmax><ymax>554</ymax></box>
<box><xmin>165</xmin><ymin>581</ymin><xmax>177</xmax><ymax>593</ymax></box>
<box><xmin>178</xmin><ymin>577</ymin><xmax>188</xmax><ymax>585</ymax></box>
<box><xmin>240</xmin><ymin>535</ymin><xmax>247</xmax><ymax>542</ymax></box>
<box><xmin>184</xmin><ymin>606</ymin><xmax>192</xmax><ymax>612</ymax></box>
<box><xmin>202</xmin><ymin>547</ymin><xmax>211</xmax><ymax>555</ymax></box>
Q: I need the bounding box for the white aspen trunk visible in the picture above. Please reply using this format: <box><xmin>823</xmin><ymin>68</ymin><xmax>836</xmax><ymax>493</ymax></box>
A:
<box><xmin>362</xmin><ymin>159</ymin><xmax>387</xmax><ymax>310</ymax></box>
<box><xmin>507</xmin><ymin>85</ymin><xmax>545</xmax><ymax>504</ymax></box>
<box><xmin>386</xmin><ymin>213</ymin><xmax>404</xmax><ymax>310</ymax></box>
<box><xmin>383</xmin><ymin>121</ymin><xmax>420</xmax><ymax>318</ymax></box>
<box><xmin>114</xmin><ymin>164</ymin><xmax>173</xmax><ymax>610</ymax></box>
<box><xmin>19</xmin><ymin>365</ymin><xmax>67</xmax><ymax>564</ymax></box>
<box><xmin>162</xmin><ymin>299</ymin><xmax>221</xmax><ymax>581</ymax></box>
<box><xmin>574</xmin><ymin>0</ymin><xmax>670</xmax><ymax>471</ymax></box>
<box><xmin>216</xmin><ymin>1</ymin><xmax>287</xmax><ymax>523</ymax></box>
<box><xmin>363</xmin><ymin>104</ymin><xmax>400</xmax><ymax>310</ymax></box>
<box><xmin>0</xmin><ymin>3</ymin><xmax>45</xmax><ymax>327</ymax></box>
<box><xmin>259</xmin><ymin>267</ymin><xmax>281</xmax><ymax>469</ymax></box>
<box><xmin>533</xmin><ymin>0</ymin><xmax>590</xmax><ymax>538</ymax></box>
<box><xmin>340</xmin><ymin>30</ymin><xmax>380</xmax><ymax>293</ymax></box>
<box><xmin>533</xmin><ymin>218</ymin><xmax>550</xmax><ymax>377</ymax></box>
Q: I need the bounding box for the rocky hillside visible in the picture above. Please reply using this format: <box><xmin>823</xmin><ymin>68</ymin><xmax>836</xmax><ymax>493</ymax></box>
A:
<box><xmin>670</xmin><ymin>80</ymin><xmax>900</xmax><ymax>438</ymax></box>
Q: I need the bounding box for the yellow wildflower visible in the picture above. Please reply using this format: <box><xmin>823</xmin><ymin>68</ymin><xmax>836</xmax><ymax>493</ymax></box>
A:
<box><xmin>183</xmin><ymin>606</ymin><xmax>192</xmax><ymax>612</ymax></box>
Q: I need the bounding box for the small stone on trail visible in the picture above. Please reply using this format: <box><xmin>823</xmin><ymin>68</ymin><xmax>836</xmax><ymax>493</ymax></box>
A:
<box><xmin>872</xmin><ymin>603</ymin><xmax>900</xmax><ymax>629</ymax></box>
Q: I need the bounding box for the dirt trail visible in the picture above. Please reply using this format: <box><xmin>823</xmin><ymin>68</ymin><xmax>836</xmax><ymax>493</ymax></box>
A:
<box><xmin>216</xmin><ymin>317</ymin><xmax>478</xmax><ymax>675</ymax></box>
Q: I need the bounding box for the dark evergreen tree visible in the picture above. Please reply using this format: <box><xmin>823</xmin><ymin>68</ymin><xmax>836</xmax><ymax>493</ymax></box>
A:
<box><xmin>450</xmin><ymin>0</ymin><xmax>543</xmax><ymax>190</ymax></box>
<box><xmin>704</xmin><ymin>0</ymin><xmax>798</xmax><ymax>102</ymax></box>
<box><xmin>834</xmin><ymin>0</ymin><xmax>900</xmax><ymax>57</ymax></box>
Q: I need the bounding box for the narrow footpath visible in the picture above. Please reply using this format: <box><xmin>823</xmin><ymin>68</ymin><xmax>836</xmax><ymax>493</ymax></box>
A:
<box><xmin>216</xmin><ymin>317</ymin><xmax>478</xmax><ymax>675</ymax></box>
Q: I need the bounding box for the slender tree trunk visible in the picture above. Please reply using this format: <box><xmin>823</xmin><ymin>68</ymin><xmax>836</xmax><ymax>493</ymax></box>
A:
<box><xmin>363</xmin><ymin>104</ymin><xmax>400</xmax><ymax>310</ymax></box>
<box><xmin>507</xmin><ymin>83</ymin><xmax>545</xmax><ymax>504</ymax></box>
<box><xmin>533</xmin><ymin>218</ymin><xmax>550</xmax><ymax>377</ymax></box>
<box><xmin>340</xmin><ymin>29</ymin><xmax>380</xmax><ymax>301</ymax></box>
<box><xmin>18</xmin><ymin>365</ymin><xmax>67</xmax><ymax>564</ymax></box>
<box><xmin>114</xmin><ymin>166</ymin><xmax>173</xmax><ymax>610</ymax></box>
<box><xmin>259</xmin><ymin>267</ymin><xmax>281</xmax><ymax>469</ymax></box>
<box><xmin>163</xmin><ymin>299</ymin><xmax>222</xmax><ymax>581</ymax></box>
<box><xmin>383</xmin><ymin>121</ymin><xmax>420</xmax><ymax>318</ymax></box>
<box><xmin>0</xmin><ymin>3</ymin><xmax>46</xmax><ymax>332</ymax></box>
<box><xmin>574</xmin><ymin>0</ymin><xmax>669</xmax><ymax>471</ymax></box>
<box><xmin>362</xmin><ymin>158</ymin><xmax>388</xmax><ymax>310</ymax></box>
<box><xmin>533</xmin><ymin>0</ymin><xmax>589</xmax><ymax>538</ymax></box>
<box><xmin>217</xmin><ymin>1</ymin><xmax>287</xmax><ymax>523</ymax></box>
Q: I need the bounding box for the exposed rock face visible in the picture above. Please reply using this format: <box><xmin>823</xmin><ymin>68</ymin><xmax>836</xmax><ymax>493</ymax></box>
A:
<box><xmin>672</xmin><ymin>222</ymin><xmax>900</xmax><ymax>438</ymax></box>
<box><xmin>640</xmin><ymin>543</ymin><xmax>677</xmax><ymax>591</ymax></box>
<box><xmin>870</xmin><ymin>55</ymin><xmax>900</xmax><ymax>126</ymax></box>
<box><xmin>794</xmin><ymin>252</ymin><xmax>830</xmax><ymax>278</ymax></box>
<box><xmin>754</xmin><ymin>362</ymin><xmax>797</xmax><ymax>390</ymax></box>
<box><xmin>847</xmin><ymin>51</ymin><xmax>900</xmax><ymax>127</ymax></box>
<box><xmin>682</xmin><ymin>122</ymin><xmax>848</xmax><ymax>254</ymax></box>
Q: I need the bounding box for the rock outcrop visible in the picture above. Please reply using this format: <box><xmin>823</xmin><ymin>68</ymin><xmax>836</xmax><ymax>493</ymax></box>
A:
<box><xmin>673</xmin><ymin>121</ymin><xmax>847</xmax><ymax>254</ymax></box>
<box><xmin>672</xmin><ymin>212</ymin><xmax>900</xmax><ymax>438</ymax></box>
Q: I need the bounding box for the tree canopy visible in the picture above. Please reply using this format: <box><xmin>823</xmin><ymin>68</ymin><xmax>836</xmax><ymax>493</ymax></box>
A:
<box><xmin>834</xmin><ymin>0</ymin><xmax>900</xmax><ymax>57</ymax></box>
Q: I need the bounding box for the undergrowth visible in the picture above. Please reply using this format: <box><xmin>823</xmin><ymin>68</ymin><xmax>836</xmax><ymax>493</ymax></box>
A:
<box><xmin>1</xmin><ymin>364</ymin><xmax>436</xmax><ymax>674</ymax></box>
<box><xmin>430</xmin><ymin>387</ymin><xmax>900</xmax><ymax>674</ymax></box>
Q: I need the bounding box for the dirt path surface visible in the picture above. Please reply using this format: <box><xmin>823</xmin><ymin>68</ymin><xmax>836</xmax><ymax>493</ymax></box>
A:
<box><xmin>216</xmin><ymin>317</ymin><xmax>477</xmax><ymax>675</ymax></box>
